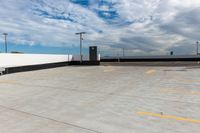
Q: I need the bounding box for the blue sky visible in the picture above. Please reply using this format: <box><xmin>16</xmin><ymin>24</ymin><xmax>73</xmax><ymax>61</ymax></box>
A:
<box><xmin>0</xmin><ymin>0</ymin><xmax>200</xmax><ymax>56</ymax></box>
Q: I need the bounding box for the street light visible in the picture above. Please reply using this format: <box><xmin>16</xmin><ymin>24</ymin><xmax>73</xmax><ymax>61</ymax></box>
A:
<box><xmin>75</xmin><ymin>32</ymin><xmax>86</xmax><ymax>63</ymax></box>
<box><xmin>123</xmin><ymin>48</ymin><xmax>125</xmax><ymax>57</ymax></box>
<box><xmin>3</xmin><ymin>33</ymin><xmax>8</xmax><ymax>53</ymax></box>
<box><xmin>196</xmin><ymin>41</ymin><xmax>199</xmax><ymax>55</ymax></box>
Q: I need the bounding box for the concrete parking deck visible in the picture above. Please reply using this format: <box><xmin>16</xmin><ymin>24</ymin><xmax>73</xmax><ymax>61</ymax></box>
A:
<box><xmin>0</xmin><ymin>66</ymin><xmax>199</xmax><ymax>133</ymax></box>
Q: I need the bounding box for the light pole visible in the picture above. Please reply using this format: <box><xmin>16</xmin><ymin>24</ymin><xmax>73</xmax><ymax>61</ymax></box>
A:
<box><xmin>122</xmin><ymin>48</ymin><xmax>125</xmax><ymax>57</ymax></box>
<box><xmin>3</xmin><ymin>33</ymin><xmax>8</xmax><ymax>53</ymax></box>
<box><xmin>196</xmin><ymin>41</ymin><xmax>199</xmax><ymax>55</ymax></box>
<box><xmin>75</xmin><ymin>32</ymin><xmax>86</xmax><ymax>63</ymax></box>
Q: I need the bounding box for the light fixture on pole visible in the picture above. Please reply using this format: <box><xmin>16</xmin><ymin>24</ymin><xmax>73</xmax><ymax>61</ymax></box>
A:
<box><xmin>3</xmin><ymin>33</ymin><xmax>8</xmax><ymax>53</ymax></box>
<box><xmin>75</xmin><ymin>32</ymin><xmax>86</xmax><ymax>63</ymax></box>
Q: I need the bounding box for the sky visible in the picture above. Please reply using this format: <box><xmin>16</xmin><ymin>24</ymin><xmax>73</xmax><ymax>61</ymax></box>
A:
<box><xmin>0</xmin><ymin>0</ymin><xmax>200</xmax><ymax>56</ymax></box>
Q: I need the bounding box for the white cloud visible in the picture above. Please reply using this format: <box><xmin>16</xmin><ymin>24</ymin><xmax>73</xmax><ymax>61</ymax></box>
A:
<box><xmin>115</xmin><ymin>0</ymin><xmax>160</xmax><ymax>21</ymax></box>
<box><xmin>0</xmin><ymin>0</ymin><xmax>200</xmax><ymax>55</ymax></box>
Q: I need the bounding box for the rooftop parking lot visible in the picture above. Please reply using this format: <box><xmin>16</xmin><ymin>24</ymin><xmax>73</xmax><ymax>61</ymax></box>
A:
<box><xmin>0</xmin><ymin>66</ymin><xmax>199</xmax><ymax>133</ymax></box>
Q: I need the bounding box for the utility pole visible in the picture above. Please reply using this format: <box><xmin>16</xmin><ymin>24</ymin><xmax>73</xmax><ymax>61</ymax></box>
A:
<box><xmin>3</xmin><ymin>33</ymin><xmax>8</xmax><ymax>53</ymax></box>
<box><xmin>75</xmin><ymin>32</ymin><xmax>86</xmax><ymax>63</ymax></box>
<box><xmin>196</xmin><ymin>41</ymin><xmax>199</xmax><ymax>55</ymax></box>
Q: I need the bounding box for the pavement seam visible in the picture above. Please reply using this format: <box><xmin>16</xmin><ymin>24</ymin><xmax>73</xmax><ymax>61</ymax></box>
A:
<box><xmin>0</xmin><ymin>104</ymin><xmax>102</xmax><ymax>133</ymax></box>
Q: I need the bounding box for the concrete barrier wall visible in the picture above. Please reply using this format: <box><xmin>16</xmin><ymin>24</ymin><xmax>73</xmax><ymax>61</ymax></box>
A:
<box><xmin>0</xmin><ymin>53</ymin><xmax>72</xmax><ymax>67</ymax></box>
<box><xmin>72</xmin><ymin>54</ymin><xmax>101</xmax><ymax>61</ymax></box>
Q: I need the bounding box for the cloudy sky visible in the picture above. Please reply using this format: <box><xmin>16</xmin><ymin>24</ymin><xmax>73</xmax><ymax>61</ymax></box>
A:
<box><xmin>0</xmin><ymin>0</ymin><xmax>200</xmax><ymax>55</ymax></box>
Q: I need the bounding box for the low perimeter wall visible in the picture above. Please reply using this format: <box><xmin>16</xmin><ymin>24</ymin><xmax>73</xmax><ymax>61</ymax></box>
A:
<box><xmin>0</xmin><ymin>53</ymin><xmax>72</xmax><ymax>74</ymax></box>
<box><xmin>0</xmin><ymin>53</ymin><xmax>72</xmax><ymax>68</ymax></box>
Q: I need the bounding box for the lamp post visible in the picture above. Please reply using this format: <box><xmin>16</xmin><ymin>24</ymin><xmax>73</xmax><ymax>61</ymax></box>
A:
<box><xmin>196</xmin><ymin>41</ymin><xmax>199</xmax><ymax>55</ymax></box>
<box><xmin>3</xmin><ymin>33</ymin><xmax>8</xmax><ymax>53</ymax></box>
<box><xmin>75</xmin><ymin>32</ymin><xmax>86</xmax><ymax>63</ymax></box>
<box><xmin>123</xmin><ymin>48</ymin><xmax>125</xmax><ymax>57</ymax></box>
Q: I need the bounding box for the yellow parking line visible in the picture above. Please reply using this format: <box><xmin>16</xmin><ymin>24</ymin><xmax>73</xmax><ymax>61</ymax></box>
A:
<box><xmin>178</xmin><ymin>79</ymin><xmax>200</xmax><ymax>83</ymax></box>
<box><xmin>137</xmin><ymin>111</ymin><xmax>200</xmax><ymax>124</ymax></box>
<box><xmin>146</xmin><ymin>69</ymin><xmax>156</xmax><ymax>75</ymax></box>
<box><xmin>191</xmin><ymin>91</ymin><xmax>200</xmax><ymax>94</ymax></box>
<box><xmin>0</xmin><ymin>80</ymin><xmax>21</xmax><ymax>85</ymax></box>
<box><xmin>103</xmin><ymin>69</ymin><xmax>115</xmax><ymax>72</ymax></box>
<box><xmin>161</xmin><ymin>88</ymin><xmax>200</xmax><ymax>95</ymax></box>
<box><xmin>103</xmin><ymin>66</ymin><xmax>115</xmax><ymax>72</ymax></box>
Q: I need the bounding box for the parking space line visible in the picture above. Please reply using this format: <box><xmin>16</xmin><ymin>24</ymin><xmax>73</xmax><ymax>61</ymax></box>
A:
<box><xmin>161</xmin><ymin>88</ymin><xmax>200</xmax><ymax>95</ymax></box>
<box><xmin>103</xmin><ymin>66</ymin><xmax>116</xmax><ymax>72</ymax></box>
<box><xmin>146</xmin><ymin>69</ymin><xmax>156</xmax><ymax>75</ymax></box>
<box><xmin>137</xmin><ymin>111</ymin><xmax>200</xmax><ymax>124</ymax></box>
<box><xmin>0</xmin><ymin>80</ymin><xmax>22</xmax><ymax>85</ymax></box>
<box><xmin>191</xmin><ymin>91</ymin><xmax>200</xmax><ymax>94</ymax></box>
